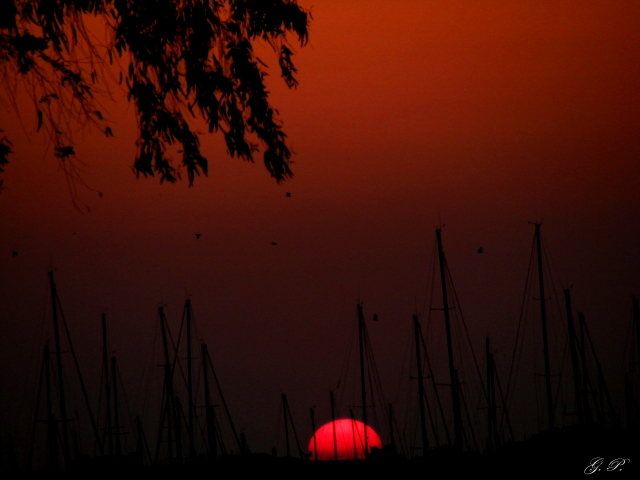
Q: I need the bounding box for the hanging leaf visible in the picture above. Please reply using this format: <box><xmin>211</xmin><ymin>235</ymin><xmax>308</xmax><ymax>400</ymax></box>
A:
<box><xmin>1</xmin><ymin>0</ymin><xmax>310</xmax><ymax>188</ymax></box>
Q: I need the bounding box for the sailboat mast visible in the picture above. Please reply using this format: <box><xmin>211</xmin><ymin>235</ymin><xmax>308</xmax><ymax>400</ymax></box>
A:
<box><xmin>357</xmin><ymin>304</ymin><xmax>369</xmax><ymax>455</ymax></box>
<box><xmin>435</xmin><ymin>228</ymin><xmax>463</xmax><ymax>450</ymax></box>
<box><xmin>111</xmin><ymin>356</ymin><xmax>122</xmax><ymax>455</ymax></box>
<box><xmin>43</xmin><ymin>343</ymin><xmax>59</xmax><ymax>470</ymax></box>
<box><xmin>580</xmin><ymin>312</ymin><xmax>618</xmax><ymax>427</ymax></box>
<box><xmin>564</xmin><ymin>288</ymin><xmax>584</xmax><ymax>425</ymax></box>
<box><xmin>578</xmin><ymin>312</ymin><xmax>593</xmax><ymax>424</ymax></box>
<box><xmin>158</xmin><ymin>307</ymin><xmax>174</xmax><ymax>461</ymax></box>
<box><xmin>201</xmin><ymin>343</ymin><xmax>217</xmax><ymax>459</ymax></box>
<box><xmin>534</xmin><ymin>223</ymin><xmax>554</xmax><ymax>430</ymax></box>
<box><xmin>186</xmin><ymin>299</ymin><xmax>195</xmax><ymax>458</ymax></box>
<box><xmin>102</xmin><ymin>314</ymin><xmax>114</xmax><ymax>456</ymax></box>
<box><xmin>486</xmin><ymin>337</ymin><xmax>495</xmax><ymax>452</ymax></box>
<box><xmin>634</xmin><ymin>297</ymin><xmax>640</xmax><ymax>382</ymax></box>
<box><xmin>413</xmin><ymin>314</ymin><xmax>429</xmax><ymax>454</ymax></box>
<box><xmin>174</xmin><ymin>398</ymin><xmax>184</xmax><ymax>463</ymax></box>
<box><xmin>48</xmin><ymin>271</ymin><xmax>71</xmax><ymax>466</ymax></box>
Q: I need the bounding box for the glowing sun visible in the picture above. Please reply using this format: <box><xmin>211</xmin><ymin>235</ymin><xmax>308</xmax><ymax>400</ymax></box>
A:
<box><xmin>308</xmin><ymin>419</ymin><xmax>382</xmax><ymax>460</ymax></box>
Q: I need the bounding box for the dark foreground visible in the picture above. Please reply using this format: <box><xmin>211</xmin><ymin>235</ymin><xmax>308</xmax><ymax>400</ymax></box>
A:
<box><xmin>6</xmin><ymin>425</ymin><xmax>639</xmax><ymax>478</ymax></box>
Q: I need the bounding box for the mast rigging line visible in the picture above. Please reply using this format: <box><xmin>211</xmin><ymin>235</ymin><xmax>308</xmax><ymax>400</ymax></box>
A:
<box><xmin>505</xmin><ymin>225</ymin><xmax>575</xmax><ymax>432</ymax></box>
<box><xmin>54</xmin><ymin>278</ymin><xmax>104</xmax><ymax>455</ymax></box>
<box><xmin>203</xmin><ymin>344</ymin><xmax>244</xmax><ymax>454</ymax></box>
<box><xmin>419</xmin><ymin>240</ymin><xmax>439</xmax><ymax>323</ymax></box>
<box><xmin>334</xmin><ymin>310</ymin><xmax>359</xmax><ymax>414</ymax></box>
<box><xmin>25</xmin><ymin>345</ymin><xmax>49</xmax><ymax>470</ymax></box>
<box><xmin>166</xmin><ymin>303</ymin><xmax>206</xmax><ymax>442</ymax></box>
<box><xmin>392</xmin><ymin>319</ymin><xmax>431</xmax><ymax>455</ymax></box>
<box><xmin>425</xmin><ymin>229</ymin><xmax>486</xmax><ymax>450</ymax></box>
<box><xmin>419</xmin><ymin>314</ymin><xmax>451</xmax><ymax>446</ymax></box>
<box><xmin>112</xmin><ymin>358</ymin><xmax>138</xmax><ymax>453</ymax></box>
<box><xmin>488</xmin><ymin>348</ymin><xmax>515</xmax><ymax>443</ymax></box>
<box><xmin>504</xmin><ymin>232</ymin><xmax>537</xmax><ymax>418</ymax></box>
<box><xmin>21</xmin><ymin>281</ymin><xmax>52</xmax><ymax>451</ymax></box>
<box><xmin>332</xmin><ymin>304</ymin><xmax>390</xmax><ymax>447</ymax></box>
<box><xmin>362</xmin><ymin>319</ymin><xmax>390</xmax><ymax>440</ymax></box>
<box><xmin>441</xmin><ymin>253</ymin><xmax>487</xmax><ymax>403</ymax></box>
<box><xmin>159</xmin><ymin>302</ymin><xmax>243</xmax><ymax>457</ymax></box>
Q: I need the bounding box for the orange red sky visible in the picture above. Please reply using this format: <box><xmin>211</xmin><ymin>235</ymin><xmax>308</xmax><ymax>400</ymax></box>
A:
<box><xmin>1</xmin><ymin>0</ymin><xmax>639</xmax><ymax>457</ymax></box>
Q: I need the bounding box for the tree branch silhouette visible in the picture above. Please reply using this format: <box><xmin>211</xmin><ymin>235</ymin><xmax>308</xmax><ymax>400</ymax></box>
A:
<box><xmin>0</xmin><ymin>0</ymin><xmax>309</xmax><ymax>197</ymax></box>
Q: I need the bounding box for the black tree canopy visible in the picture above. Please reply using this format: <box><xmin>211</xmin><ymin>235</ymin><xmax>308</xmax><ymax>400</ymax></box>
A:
<box><xmin>0</xmin><ymin>0</ymin><xmax>309</xmax><ymax>189</ymax></box>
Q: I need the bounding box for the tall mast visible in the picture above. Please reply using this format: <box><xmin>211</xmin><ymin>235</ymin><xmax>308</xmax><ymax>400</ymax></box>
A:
<box><xmin>203</xmin><ymin>345</ymin><xmax>244</xmax><ymax>454</ymax></box>
<box><xmin>158</xmin><ymin>307</ymin><xmax>174</xmax><ymax>461</ymax></box>
<box><xmin>534</xmin><ymin>223</ymin><xmax>554</xmax><ymax>430</ymax></box>
<box><xmin>435</xmin><ymin>228</ymin><xmax>463</xmax><ymax>450</ymax></box>
<box><xmin>102</xmin><ymin>314</ymin><xmax>113</xmax><ymax>456</ymax></box>
<box><xmin>48</xmin><ymin>271</ymin><xmax>71</xmax><ymax>466</ymax></box>
<box><xmin>174</xmin><ymin>398</ymin><xmax>184</xmax><ymax>463</ymax></box>
<box><xmin>485</xmin><ymin>337</ymin><xmax>501</xmax><ymax>452</ymax></box>
<box><xmin>564</xmin><ymin>289</ymin><xmax>584</xmax><ymax>425</ymax></box>
<box><xmin>413</xmin><ymin>314</ymin><xmax>429</xmax><ymax>454</ymax></box>
<box><xmin>357</xmin><ymin>304</ymin><xmax>369</xmax><ymax>455</ymax></box>
<box><xmin>44</xmin><ymin>344</ymin><xmax>59</xmax><ymax>470</ymax></box>
<box><xmin>634</xmin><ymin>297</ymin><xmax>640</xmax><ymax>383</ymax></box>
<box><xmin>580</xmin><ymin>312</ymin><xmax>618</xmax><ymax>427</ymax></box>
<box><xmin>281</xmin><ymin>394</ymin><xmax>304</xmax><ymax>459</ymax></box>
<box><xmin>578</xmin><ymin>312</ymin><xmax>593</xmax><ymax>424</ymax></box>
<box><xmin>387</xmin><ymin>403</ymin><xmax>395</xmax><ymax>453</ymax></box>
<box><xmin>201</xmin><ymin>343</ymin><xmax>217</xmax><ymax>460</ymax></box>
<box><xmin>186</xmin><ymin>299</ymin><xmax>195</xmax><ymax>458</ymax></box>
<box><xmin>111</xmin><ymin>356</ymin><xmax>122</xmax><ymax>455</ymax></box>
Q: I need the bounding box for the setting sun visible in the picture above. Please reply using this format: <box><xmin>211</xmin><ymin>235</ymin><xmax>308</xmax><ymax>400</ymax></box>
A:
<box><xmin>309</xmin><ymin>419</ymin><xmax>382</xmax><ymax>461</ymax></box>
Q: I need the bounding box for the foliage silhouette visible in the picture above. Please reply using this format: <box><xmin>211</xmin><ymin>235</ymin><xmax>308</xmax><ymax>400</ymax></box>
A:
<box><xmin>0</xmin><ymin>0</ymin><xmax>309</xmax><ymax>190</ymax></box>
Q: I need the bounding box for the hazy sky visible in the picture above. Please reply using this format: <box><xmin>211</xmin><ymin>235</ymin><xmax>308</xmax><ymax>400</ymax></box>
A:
<box><xmin>1</xmin><ymin>0</ymin><xmax>639</xmax><ymax>460</ymax></box>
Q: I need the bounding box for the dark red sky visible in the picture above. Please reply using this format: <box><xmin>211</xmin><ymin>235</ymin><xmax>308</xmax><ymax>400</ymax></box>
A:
<box><xmin>1</xmin><ymin>0</ymin><xmax>639</xmax><ymax>458</ymax></box>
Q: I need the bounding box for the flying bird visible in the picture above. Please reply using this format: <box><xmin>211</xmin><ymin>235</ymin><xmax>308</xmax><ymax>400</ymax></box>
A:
<box><xmin>11</xmin><ymin>250</ymin><xmax>18</xmax><ymax>257</ymax></box>
<box><xmin>196</xmin><ymin>234</ymin><xmax>202</xmax><ymax>239</ymax></box>
<box><xmin>477</xmin><ymin>247</ymin><xmax>484</xmax><ymax>254</ymax></box>
<box><xmin>271</xmin><ymin>242</ymin><xmax>278</xmax><ymax>246</ymax></box>
<box><xmin>285</xmin><ymin>192</ymin><xmax>291</xmax><ymax>197</ymax></box>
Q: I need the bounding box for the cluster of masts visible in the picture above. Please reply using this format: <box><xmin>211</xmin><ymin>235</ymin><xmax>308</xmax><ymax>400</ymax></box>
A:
<box><xmin>405</xmin><ymin>225</ymin><xmax>637</xmax><ymax>454</ymax></box>
<box><xmin>28</xmin><ymin>276</ymin><xmax>249</xmax><ymax>471</ymax></box>
<box><xmin>19</xmin><ymin>224</ymin><xmax>640</xmax><ymax>470</ymax></box>
<box><xmin>315</xmin><ymin>224</ymin><xmax>639</xmax><ymax>458</ymax></box>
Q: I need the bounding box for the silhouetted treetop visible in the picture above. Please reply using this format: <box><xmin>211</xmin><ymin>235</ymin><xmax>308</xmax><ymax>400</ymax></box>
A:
<box><xmin>0</xmin><ymin>0</ymin><xmax>309</xmax><ymax>189</ymax></box>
